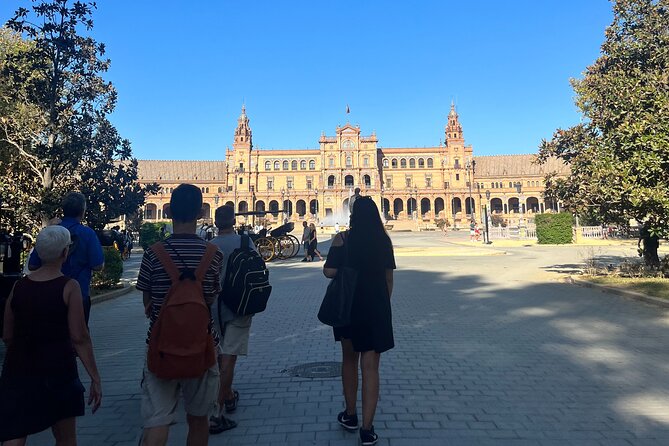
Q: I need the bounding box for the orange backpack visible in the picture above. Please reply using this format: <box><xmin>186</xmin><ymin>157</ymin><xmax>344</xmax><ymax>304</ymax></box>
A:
<box><xmin>147</xmin><ymin>241</ymin><xmax>218</xmax><ymax>380</ymax></box>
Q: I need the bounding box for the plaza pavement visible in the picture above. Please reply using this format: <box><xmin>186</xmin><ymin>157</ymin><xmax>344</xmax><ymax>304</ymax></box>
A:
<box><xmin>15</xmin><ymin>232</ymin><xmax>669</xmax><ymax>445</ymax></box>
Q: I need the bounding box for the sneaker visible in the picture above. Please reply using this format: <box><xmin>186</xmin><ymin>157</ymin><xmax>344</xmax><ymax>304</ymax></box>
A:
<box><xmin>359</xmin><ymin>426</ymin><xmax>378</xmax><ymax>445</ymax></box>
<box><xmin>337</xmin><ymin>411</ymin><xmax>359</xmax><ymax>431</ymax></box>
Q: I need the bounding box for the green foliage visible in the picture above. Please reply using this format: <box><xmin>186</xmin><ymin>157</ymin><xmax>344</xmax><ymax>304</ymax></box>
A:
<box><xmin>92</xmin><ymin>246</ymin><xmax>123</xmax><ymax>289</ymax></box>
<box><xmin>434</xmin><ymin>218</ymin><xmax>450</xmax><ymax>230</ymax></box>
<box><xmin>538</xmin><ymin>0</ymin><xmax>669</xmax><ymax>237</ymax></box>
<box><xmin>491</xmin><ymin>214</ymin><xmax>507</xmax><ymax>227</ymax></box>
<box><xmin>140</xmin><ymin>222</ymin><xmax>163</xmax><ymax>250</ymax></box>
<box><xmin>0</xmin><ymin>2</ymin><xmax>157</xmax><ymax>233</ymax></box>
<box><xmin>535</xmin><ymin>213</ymin><xmax>573</xmax><ymax>244</ymax></box>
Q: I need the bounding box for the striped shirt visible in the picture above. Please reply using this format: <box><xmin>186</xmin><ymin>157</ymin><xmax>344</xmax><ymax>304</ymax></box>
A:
<box><xmin>136</xmin><ymin>234</ymin><xmax>224</xmax><ymax>346</ymax></box>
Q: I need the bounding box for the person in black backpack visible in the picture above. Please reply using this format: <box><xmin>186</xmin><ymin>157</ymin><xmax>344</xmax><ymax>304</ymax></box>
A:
<box><xmin>209</xmin><ymin>205</ymin><xmax>271</xmax><ymax>434</ymax></box>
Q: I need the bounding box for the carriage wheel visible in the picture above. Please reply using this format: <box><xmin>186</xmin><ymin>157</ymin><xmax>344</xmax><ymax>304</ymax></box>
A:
<box><xmin>254</xmin><ymin>237</ymin><xmax>275</xmax><ymax>262</ymax></box>
<box><xmin>275</xmin><ymin>236</ymin><xmax>294</xmax><ymax>260</ymax></box>
<box><xmin>287</xmin><ymin>234</ymin><xmax>300</xmax><ymax>258</ymax></box>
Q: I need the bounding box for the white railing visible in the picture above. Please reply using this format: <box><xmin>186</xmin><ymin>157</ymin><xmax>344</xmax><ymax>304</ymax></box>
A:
<box><xmin>579</xmin><ymin>226</ymin><xmax>604</xmax><ymax>239</ymax></box>
<box><xmin>488</xmin><ymin>224</ymin><xmax>537</xmax><ymax>239</ymax></box>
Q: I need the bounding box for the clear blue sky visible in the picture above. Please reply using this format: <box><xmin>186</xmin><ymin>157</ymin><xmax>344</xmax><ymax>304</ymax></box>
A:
<box><xmin>2</xmin><ymin>0</ymin><xmax>612</xmax><ymax>160</ymax></box>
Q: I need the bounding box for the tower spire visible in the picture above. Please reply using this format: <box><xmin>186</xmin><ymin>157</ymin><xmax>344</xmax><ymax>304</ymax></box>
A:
<box><xmin>445</xmin><ymin>103</ymin><xmax>463</xmax><ymax>144</ymax></box>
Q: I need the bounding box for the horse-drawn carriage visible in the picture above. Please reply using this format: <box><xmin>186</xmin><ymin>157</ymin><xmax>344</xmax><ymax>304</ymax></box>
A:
<box><xmin>237</xmin><ymin>213</ymin><xmax>300</xmax><ymax>262</ymax></box>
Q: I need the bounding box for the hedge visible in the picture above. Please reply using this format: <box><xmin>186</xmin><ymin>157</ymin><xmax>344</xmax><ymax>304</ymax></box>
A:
<box><xmin>92</xmin><ymin>246</ymin><xmax>123</xmax><ymax>289</ymax></box>
<box><xmin>535</xmin><ymin>213</ymin><xmax>573</xmax><ymax>244</ymax></box>
<box><xmin>140</xmin><ymin>222</ymin><xmax>163</xmax><ymax>250</ymax></box>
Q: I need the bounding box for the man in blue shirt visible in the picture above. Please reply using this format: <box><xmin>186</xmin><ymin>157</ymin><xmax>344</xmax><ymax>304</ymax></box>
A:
<box><xmin>29</xmin><ymin>192</ymin><xmax>105</xmax><ymax>324</ymax></box>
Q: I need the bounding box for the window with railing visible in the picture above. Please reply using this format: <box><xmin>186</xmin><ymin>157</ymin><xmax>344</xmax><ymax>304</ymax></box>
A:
<box><xmin>267</xmin><ymin>178</ymin><xmax>274</xmax><ymax>190</ymax></box>
<box><xmin>287</xmin><ymin>177</ymin><xmax>294</xmax><ymax>189</ymax></box>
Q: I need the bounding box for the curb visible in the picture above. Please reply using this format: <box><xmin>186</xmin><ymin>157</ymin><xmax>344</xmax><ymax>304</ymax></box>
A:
<box><xmin>91</xmin><ymin>284</ymin><xmax>134</xmax><ymax>305</ymax></box>
<box><xmin>567</xmin><ymin>276</ymin><xmax>669</xmax><ymax>309</ymax></box>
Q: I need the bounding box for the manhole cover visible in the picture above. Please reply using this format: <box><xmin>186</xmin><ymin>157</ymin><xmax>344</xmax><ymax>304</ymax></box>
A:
<box><xmin>285</xmin><ymin>361</ymin><xmax>341</xmax><ymax>378</ymax></box>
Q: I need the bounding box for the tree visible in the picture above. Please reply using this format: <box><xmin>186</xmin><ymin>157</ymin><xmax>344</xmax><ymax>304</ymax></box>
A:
<box><xmin>0</xmin><ymin>1</ymin><xmax>156</xmax><ymax>232</ymax></box>
<box><xmin>538</xmin><ymin>0</ymin><xmax>669</xmax><ymax>236</ymax></box>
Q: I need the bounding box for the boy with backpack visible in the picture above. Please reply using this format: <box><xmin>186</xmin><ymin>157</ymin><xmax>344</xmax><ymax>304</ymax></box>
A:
<box><xmin>136</xmin><ymin>184</ymin><xmax>224</xmax><ymax>446</ymax></box>
<box><xmin>209</xmin><ymin>205</ymin><xmax>271</xmax><ymax>434</ymax></box>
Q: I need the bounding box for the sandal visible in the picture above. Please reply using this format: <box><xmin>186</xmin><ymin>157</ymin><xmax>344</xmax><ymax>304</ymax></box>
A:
<box><xmin>209</xmin><ymin>415</ymin><xmax>238</xmax><ymax>434</ymax></box>
<box><xmin>224</xmin><ymin>390</ymin><xmax>239</xmax><ymax>413</ymax></box>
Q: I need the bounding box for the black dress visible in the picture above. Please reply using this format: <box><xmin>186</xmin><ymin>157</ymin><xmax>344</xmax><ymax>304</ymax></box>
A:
<box><xmin>0</xmin><ymin>276</ymin><xmax>84</xmax><ymax>441</ymax></box>
<box><xmin>324</xmin><ymin>231</ymin><xmax>396</xmax><ymax>353</ymax></box>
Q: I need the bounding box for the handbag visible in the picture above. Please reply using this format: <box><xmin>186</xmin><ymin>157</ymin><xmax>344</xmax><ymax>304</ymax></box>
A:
<box><xmin>317</xmin><ymin>233</ymin><xmax>357</xmax><ymax>327</ymax></box>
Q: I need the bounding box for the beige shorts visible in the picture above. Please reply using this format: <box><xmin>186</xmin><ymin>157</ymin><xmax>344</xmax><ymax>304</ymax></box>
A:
<box><xmin>218</xmin><ymin>315</ymin><xmax>253</xmax><ymax>356</ymax></box>
<box><xmin>141</xmin><ymin>361</ymin><xmax>220</xmax><ymax>428</ymax></box>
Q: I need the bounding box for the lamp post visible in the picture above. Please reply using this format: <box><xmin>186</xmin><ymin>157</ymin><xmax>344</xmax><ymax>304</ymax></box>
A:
<box><xmin>214</xmin><ymin>194</ymin><xmax>220</xmax><ymax>206</ymax></box>
<box><xmin>380</xmin><ymin>186</ymin><xmax>385</xmax><ymax>221</ymax></box>
<box><xmin>485</xmin><ymin>190</ymin><xmax>492</xmax><ymax>244</ymax></box>
<box><xmin>315</xmin><ymin>188</ymin><xmax>319</xmax><ymax>222</ymax></box>
<box><xmin>465</xmin><ymin>159</ymin><xmax>476</xmax><ymax>222</ymax></box>
<box><xmin>280</xmin><ymin>188</ymin><xmax>286</xmax><ymax>224</ymax></box>
<box><xmin>413</xmin><ymin>186</ymin><xmax>418</xmax><ymax>220</ymax></box>
<box><xmin>515</xmin><ymin>182</ymin><xmax>525</xmax><ymax>236</ymax></box>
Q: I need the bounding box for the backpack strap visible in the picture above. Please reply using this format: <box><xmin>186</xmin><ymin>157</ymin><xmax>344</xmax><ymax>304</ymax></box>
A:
<box><xmin>150</xmin><ymin>242</ymin><xmax>180</xmax><ymax>284</ymax></box>
<box><xmin>194</xmin><ymin>243</ymin><xmax>219</xmax><ymax>282</ymax></box>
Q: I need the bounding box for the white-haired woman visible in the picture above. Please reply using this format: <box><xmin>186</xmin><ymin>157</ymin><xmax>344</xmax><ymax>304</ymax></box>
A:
<box><xmin>0</xmin><ymin>225</ymin><xmax>102</xmax><ymax>445</ymax></box>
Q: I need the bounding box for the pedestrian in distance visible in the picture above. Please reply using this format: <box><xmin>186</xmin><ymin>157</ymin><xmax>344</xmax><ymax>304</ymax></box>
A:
<box><xmin>29</xmin><ymin>192</ymin><xmax>104</xmax><ymax>325</ymax></box>
<box><xmin>136</xmin><ymin>184</ymin><xmax>224</xmax><ymax>446</ymax></box>
<box><xmin>1</xmin><ymin>225</ymin><xmax>102</xmax><ymax>445</ymax></box>
<box><xmin>323</xmin><ymin>196</ymin><xmax>395</xmax><ymax>446</ymax></box>
<box><xmin>208</xmin><ymin>205</ymin><xmax>260</xmax><ymax>434</ymax></box>
<box><xmin>309</xmin><ymin>223</ymin><xmax>324</xmax><ymax>261</ymax></box>
<box><xmin>301</xmin><ymin>221</ymin><xmax>311</xmax><ymax>262</ymax></box>
<box><xmin>469</xmin><ymin>219</ymin><xmax>476</xmax><ymax>242</ymax></box>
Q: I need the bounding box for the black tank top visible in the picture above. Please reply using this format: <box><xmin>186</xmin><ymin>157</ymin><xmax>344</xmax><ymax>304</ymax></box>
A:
<box><xmin>2</xmin><ymin>276</ymin><xmax>78</xmax><ymax>381</ymax></box>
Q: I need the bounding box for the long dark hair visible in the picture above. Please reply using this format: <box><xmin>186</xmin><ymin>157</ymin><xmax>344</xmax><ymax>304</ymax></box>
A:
<box><xmin>347</xmin><ymin>196</ymin><xmax>392</xmax><ymax>267</ymax></box>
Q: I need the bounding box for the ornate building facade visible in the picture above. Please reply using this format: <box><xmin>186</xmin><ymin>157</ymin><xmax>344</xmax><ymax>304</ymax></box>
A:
<box><xmin>137</xmin><ymin>105</ymin><xmax>568</xmax><ymax>227</ymax></box>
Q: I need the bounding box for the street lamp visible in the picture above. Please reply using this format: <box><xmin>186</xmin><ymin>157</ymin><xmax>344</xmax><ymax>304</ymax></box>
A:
<box><xmin>380</xmin><ymin>186</ymin><xmax>385</xmax><ymax>221</ymax></box>
<box><xmin>214</xmin><ymin>194</ymin><xmax>220</xmax><ymax>206</ymax></box>
<box><xmin>484</xmin><ymin>190</ymin><xmax>492</xmax><ymax>244</ymax></box>
<box><xmin>515</xmin><ymin>182</ymin><xmax>525</xmax><ymax>233</ymax></box>
<box><xmin>465</xmin><ymin>159</ymin><xmax>476</xmax><ymax>222</ymax></box>
<box><xmin>413</xmin><ymin>186</ymin><xmax>418</xmax><ymax>220</ymax></box>
<box><xmin>314</xmin><ymin>188</ymin><xmax>319</xmax><ymax>222</ymax></box>
<box><xmin>280</xmin><ymin>188</ymin><xmax>286</xmax><ymax>223</ymax></box>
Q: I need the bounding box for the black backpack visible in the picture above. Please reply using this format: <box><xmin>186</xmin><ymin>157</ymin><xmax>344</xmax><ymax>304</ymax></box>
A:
<box><xmin>219</xmin><ymin>235</ymin><xmax>272</xmax><ymax>316</ymax></box>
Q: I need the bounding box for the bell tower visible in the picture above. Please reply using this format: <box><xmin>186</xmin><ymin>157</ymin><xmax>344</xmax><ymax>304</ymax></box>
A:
<box><xmin>445</xmin><ymin>102</ymin><xmax>464</xmax><ymax>146</ymax></box>
<box><xmin>233</xmin><ymin>104</ymin><xmax>252</xmax><ymax>152</ymax></box>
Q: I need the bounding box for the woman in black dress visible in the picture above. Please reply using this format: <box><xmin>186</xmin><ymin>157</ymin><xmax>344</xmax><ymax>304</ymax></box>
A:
<box><xmin>1</xmin><ymin>225</ymin><xmax>102</xmax><ymax>445</ymax></box>
<box><xmin>323</xmin><ymin>196</ymin><xmax>395</xmax><ymax>446</ymax></box>
<box><xmin>308</xmin><ymin>223</ymin><xmax>324</xmax><ymax>261</ymax></box>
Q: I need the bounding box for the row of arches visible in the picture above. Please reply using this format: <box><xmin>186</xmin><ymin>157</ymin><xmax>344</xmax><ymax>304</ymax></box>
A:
<box><xmin>265</xmin><ymin>159</ymin><xmax>317</xmax><ymax>171</ymax></box>
<box><xmin>144</xmin><ymin>195</ymin><xmax>547</xmax><ymax>221</ymax></box>
<box><xmin>382</xmin><ymin>157</ymin><xmax>434</xmax><ymax>169</ymax></box>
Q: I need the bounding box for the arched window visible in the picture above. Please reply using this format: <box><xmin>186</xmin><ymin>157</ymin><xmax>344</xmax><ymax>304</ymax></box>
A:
<box><xmin>418</xmin><ymin>158</ymin><xmax>425</xmax><ymax>168</ymax></box>
<box><xmin>346</xmin><ymin>156</ymin><xmax>352</xmax><ymax>167</ymax></box>
<box><xmin>218</xmin><ymin>187</ymin><xmax>223</xmax><ymax>193</ymax></box>
<box><xmin>400</xmin><ymin>159</ymin><xmax>407</xmax><ymax>168</ymax></box>
<box><xmin>329</xmin><ymin>157</ymin><xmax>335</xmax><ymax>168</ymax></box>
<box><xmin>206</xmin><ymin>187</ymin><xmax>209</xmax><ymax>193</ymax></box>
<box><xmin>409</xmin><ymin>159</ymin><xmax>416</xmax><ymax>168</ymax></box>
<box><xmin>391</xmin><ymin>159</ymin><xmax>398</xmax><ymax>168</ymax></box>
<box><xmin>274</xmin><ymin>161</ymin><xmax>280</xmax><ymax>170</ymax></box>
<box><xmin>427</xmin><ymin>158</ymin><xmax>433</xmax><ymax>168</ymax></box>
<box><xmin>309</xmin><ymin>160</ymin><xmax>316</xmax><ymax>169</ymax></box>
<box><xmin>282</xmin><ymin>160</ymin><xmax>289</xmax><ymax>170</ymax></box>
<box><xmin>291</xmin><ymin>160</ymin><xmax>298</xmax><ymax>170</ymax></box>
<box><xmin>265</xmin><ymin>161</ymin><xmax>271</xmax><ymax>170</ymax></box>
<box><xmin>328</xmin><ymin>175</ymin><xmax>335</xmax><ymax>187</ymax></box>
<box><xmin>300</xmin><ymin>160</ymin><xmax>306</xmax><ymax>170</ymax></box>
<box><xmin>383</xmin><ymin>159</ymin><xmax>389</xmax><ymax>168</ymax></box>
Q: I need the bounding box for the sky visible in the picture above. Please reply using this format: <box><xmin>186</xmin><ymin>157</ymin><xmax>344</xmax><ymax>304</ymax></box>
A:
<box><xmin>1</xmin><ymin>1</ymin><xmax>613</xmax><ymax>160</ymax></box>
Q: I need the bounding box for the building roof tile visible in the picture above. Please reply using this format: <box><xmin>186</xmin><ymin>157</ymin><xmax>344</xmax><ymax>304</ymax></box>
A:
<box><xmin>473</xmin><ymin>154</ymin><xmax>569</xmax><ymax>178</ymax></box>
<box><xmin>137</xmin><ymin>160</ymin><xmax>227</xmax><ymax>182</ymax></box>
